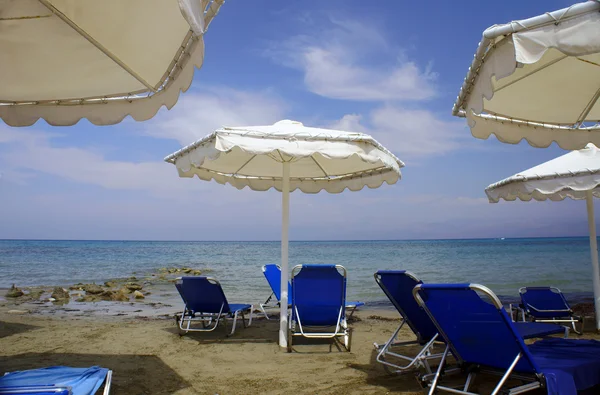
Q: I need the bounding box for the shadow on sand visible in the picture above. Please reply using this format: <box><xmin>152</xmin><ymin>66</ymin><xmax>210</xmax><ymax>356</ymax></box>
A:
<box><xmin>163</xmin><ymin>315</ymin><xmax>280</xmax><ymax>344</ymax></box>
<box><xmin>346</xmin><ymin>347</ymin><xmax>425</xmax><ymax>394</ymax></box>
<box><xmin>0</xmin><ymin>353</ymin><xmax>191</xmax><ymax>394</ymax></box>
<box><xmin>0</xmin><ymin>321</ymin><xmax>40</xmax><ymax>339</ymax></box>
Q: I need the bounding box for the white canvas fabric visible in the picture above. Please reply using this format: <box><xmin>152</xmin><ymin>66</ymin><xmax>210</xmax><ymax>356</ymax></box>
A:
<box><xmin>165</xmin><ymin>120</ymin><xmax>404</xmax><ymax>193</ymax></box>
<box><xmin>453</xmin><ymin>1</ymin><xmax>600</xmax><ymax>149</ymax></box>
<box><xmin>486</xmin><ymin>143</ymin><xmax>600</xmax><ymax>202</ymax></box>
<box><xmin>0</xmin><ymin>0</ymin><xmax>223</xmax><ymax>126</ymax></box>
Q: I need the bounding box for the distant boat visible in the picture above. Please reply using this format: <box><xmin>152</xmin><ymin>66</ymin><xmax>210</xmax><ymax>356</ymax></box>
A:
<box><xmin>500</xmin><ymin>238</ymin><xmax>506</xmax><ymax>240</ymax></box>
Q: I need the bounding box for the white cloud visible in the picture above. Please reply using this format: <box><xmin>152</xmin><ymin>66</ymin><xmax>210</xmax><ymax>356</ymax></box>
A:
<box><xmin>0</xmin><ymin>88</ymin><xmax>288</xmax><ymax>200</ymax></box>
<box><xmin>143</xmin><ymin>87</ymin><xmax>287</xmax><ymax>145</ymax></box>
<box><xmin>265</xmin><ymin>18</ymin><xmax>437</xmax><ymax>102</ymax></box>
<box><xmin>329</xmin><ymin>106</ymin><xmax>467</xmax><ymax>158</ymax></box>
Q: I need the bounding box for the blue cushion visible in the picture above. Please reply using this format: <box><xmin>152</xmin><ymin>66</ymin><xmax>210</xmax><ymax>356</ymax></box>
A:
<box><xmin>0</xmin><ymin>366</ymin><xmax>108</xmax><ymax>395</ymax></box>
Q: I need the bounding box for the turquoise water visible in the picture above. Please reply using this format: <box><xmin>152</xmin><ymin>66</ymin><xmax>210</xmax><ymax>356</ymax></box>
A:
<box><xmin>0</xmin><ymin>238</ymin><xmax>595</xmax><ymax>305</ymax></box>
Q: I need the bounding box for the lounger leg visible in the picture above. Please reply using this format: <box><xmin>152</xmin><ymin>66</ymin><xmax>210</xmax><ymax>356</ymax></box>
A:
<box><xmin>491</xmin><ymin>352</ymin><xmax>521</xmax><ymax>395</ymax></box>
<box><xmin>571</xmin><ymin>320</ymin><xmax>582</xmax><ymax>335</ymax></box>
<box><xmin>230</xmin><ymin>312</ymin><xmax>238</xmax><ymax>336</ymax></box>
<box><xmin>347</xmin><ymin>306</ymin><xmax>357</xmax><ymax>320</ymax></box>
<box><xmin>428</xmin><ymin>344</ymin><xmax>449</xmax><ymax>395</ymax></box>
<box><xmin>464</xmin><ymin>372</ymin><xmax>475</xmax><ymax>392</ymax></box>
<box><xmin>260</xmin><ymin>303</ymin><xmax>270</xmax><ymax>320</ymax></box>
<box><xmin>102</xmin><ymin>370</ymin><xmax>112</xmax><ymax>395</ymax></box>
<box><xmin>374</xmin><ymin>319</ymin><xmax>405</xmax><ymax>354</ymax></box>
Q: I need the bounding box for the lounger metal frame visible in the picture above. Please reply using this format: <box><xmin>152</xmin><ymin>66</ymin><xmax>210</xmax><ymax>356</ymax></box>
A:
<box><xmin>175</xmin><ymin>277</ymin><xmax>253</xmax><ymax>336</ymax></box>
<box><xmin>260</xmin><ymin>264</ymin><xmax>363</xmax><ymax>320</ymax></box>
<box><xmin>0</xmin><ymin>370</ymin><xmax>112</xmax><ymax>395</ymax></box>
<box><xmin>414</xmin><ymin>284</ymin><xmax>543</xmax><ymax>395</ymax></box>
<box><xmin>259</xmin><ymin>264</ymin><xmax>284</xmax><ymax>320</ymax></box>
<box><xmin>287</xmin><ymin>265</ymin><xmax>352</xmax><ymax>352</ymax></box>
<box><xmin>373</xmin><ymin>271</ymin><xmax>447</xmax><ymax>375</ymax></box>
<box><xmin>517</xmin><ymin>286</ymin><xmax>582</xmax><ymax>335</ymax></box>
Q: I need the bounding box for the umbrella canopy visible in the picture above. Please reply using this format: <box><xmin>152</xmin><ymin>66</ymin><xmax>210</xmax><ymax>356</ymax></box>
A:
<box><xmin>452</xmin><ymin>1</ymin><xmax>600</xmax><ymax>150</ymax></box>
<box><xmin>0</xmin><ymin>0</ymin><xmax>223</xmax><ymax>126</ymax></box>
<box><xmin>486</xmin><ymin>143</ymin><xmax>600</xmax><ymax>330</ymax></box>
<box><xmin>165</xmin><ymin>120</ymin><xmax>404</xmax><ymax>347</ymax></box>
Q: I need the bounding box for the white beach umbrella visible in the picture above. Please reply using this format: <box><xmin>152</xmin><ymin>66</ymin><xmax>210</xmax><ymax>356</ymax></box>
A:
<box><xmin>164</xmin><ymin>120</ymin><xmax>404</xmax><ymax>347</ymax></box>
<box><xmin>486</xmin><ymin>143</ymin><xmax>600</xmax><ymax>330</ymax></box>
<box><xmin>452</xmin><ymin>1</ymin><xmax>600</xmax><ymax>150</ymax></box>
<box><xmin>0</xmin><ymin>0</ymin><xmax>223</xmax><ymax>126</ymax></box>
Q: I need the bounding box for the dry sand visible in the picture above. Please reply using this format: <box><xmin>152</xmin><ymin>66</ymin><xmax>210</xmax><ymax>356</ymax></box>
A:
<box><xmin>1</xmin><ymin>307</ymin><xmax>599</xmax><ymax>395</ymax></box>
<box><xmin>0</xmin><ymin>308</ymin><xmax>428</xmax><ymax>395</ymax></box>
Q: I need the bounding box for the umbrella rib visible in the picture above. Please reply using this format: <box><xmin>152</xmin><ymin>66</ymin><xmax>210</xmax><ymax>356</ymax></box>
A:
<box><xmin>37</xmin><ymin>0</ymin><xmax>157</xmax><ymax>93</ymax></box>
<box><xmin>311</xmin><ymin>155</ymin><xmax>330</xmax><ymax>178</ymax></box>
<box><xmin>494</xmin><ymin>54</ymin><xmax>567</xmax><ymax>94</ymax></box>
<box><xmin>576</xmin><ymin>86</ymin><xmax>600</xmax><ymax>127</ymax></box>
<box><xmin>232</xmin><ymin>154</ymin><xmax>257</xmax><ymax>176</ymax></box>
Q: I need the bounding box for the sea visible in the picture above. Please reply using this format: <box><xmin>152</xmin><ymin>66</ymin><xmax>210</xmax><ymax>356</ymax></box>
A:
<box><xmin>0</xmin><ymin>238</ymin><xmax>595</xmax><ymax>307</ymax></box>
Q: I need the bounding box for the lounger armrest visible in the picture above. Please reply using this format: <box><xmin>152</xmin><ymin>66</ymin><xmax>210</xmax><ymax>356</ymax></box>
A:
<box><xmin>524</xmin><ymin>304</ymin><xmax>572</xmax><ymax>314</ymax></box>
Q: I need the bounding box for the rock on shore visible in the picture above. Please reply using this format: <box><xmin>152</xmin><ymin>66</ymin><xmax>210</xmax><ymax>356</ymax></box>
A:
<box><xmin>6</xmin><ymin>284</ymin><xmax>24</xmax><ymax>298</ymax></box>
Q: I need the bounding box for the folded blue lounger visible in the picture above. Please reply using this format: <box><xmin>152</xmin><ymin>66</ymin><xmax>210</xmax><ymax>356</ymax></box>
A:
<box><xmin>260</xmin><ymin>264</ymin><xmax>364</xmax><ymax>319</ymax></box>
<box><xmin>288</xmin><ymin>265</ymin><xmax>352</xmax><ymax>352</ymax></box>
<box><xmin>175</xmin><ymin>276</ymin><xmax>253</xmax><ymax>336</ymax></box>
<box><xmin>0</xmin><ymin>366</ymin><xmax>111</xmax><ymax>395</ymax></box>
<box><xmin>413</xmin><ymin>283</ymin><xmax>600</xmax><ymax>395</ymax></box>
<box><xmin>373</xmin><ymin>271</ymin><xmax>566</xmax><ymax>376</ymax></box>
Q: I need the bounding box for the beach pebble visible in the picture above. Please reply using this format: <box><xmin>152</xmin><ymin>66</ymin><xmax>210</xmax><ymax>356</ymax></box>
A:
<box><xmin>48</xmin><ymin>297</ymin><xmax>56</xmax><ymax>302</ymax></box>
<box><xmin>7</xmin><ymin>309</ymin><xmax>29</xmax><ymax>315</ymax></box>
<box><xmin>6</xmin><ymin>284</ymin><xmax>24</xmax><ymax>298</ymax></box>
<box><xmin>103</xmin><ymin>281</ymin><xmax>116</xmax><ymax>288</ymax></box>
<box><xmin>133</xmin><ymin>290</ymin><xmax>145</xmax><ymax>299</ymax></box>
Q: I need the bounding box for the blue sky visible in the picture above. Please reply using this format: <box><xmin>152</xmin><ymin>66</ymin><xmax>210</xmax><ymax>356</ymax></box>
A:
<box><xmin>0</xmin><ymin>0</ymin><xmax>592</xmax><ymax>241</ymax></box>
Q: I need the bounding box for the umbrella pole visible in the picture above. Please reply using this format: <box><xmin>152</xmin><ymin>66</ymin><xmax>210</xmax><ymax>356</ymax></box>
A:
<box><xmin>280</xmin><ymin>161</ymin><xmax>290</xmax><ymax>347</ymax></box>
<box><xmin>586</xmin><ymin>191</ymin><xmax>600</xmax><ymax>331</ymax></box>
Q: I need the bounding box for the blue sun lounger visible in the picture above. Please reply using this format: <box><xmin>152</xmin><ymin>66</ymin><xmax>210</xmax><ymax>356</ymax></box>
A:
<box><xmin>175</xmin><ymin>276</ymin><xmax>253</xmax><ymax>336</ymax></box>
<box><xmin>287</xmin><ymin>265</ymin><xmax>352</xmax><ymax>352</ymax></box>
<box><xmin>373</xmin><ymin>271</ymin><xmax>453</xmax><ymax>375</ymax></box>
<box><xmin>0</xmin><ymin>366</ymin><xmax>112</xmax><ymax>395</ymax></box>
<box><xmin>413</xmin><ymin>283</ymin><xmax>600</xmax><ymax>395</ymax></box>
<box><xmin>260</xmin><ymin>264</ymin><xmax>364</xmax><ymax>319</ymax></box>
<box><xmin>373</xmin><ymin>271</ymin><xmax>566</xmax><ymax>376</ymax></box>
<box><xmin>518</xmin><ymin>286</ymin><xmax>582</xmax><ymax>334</ymax></box>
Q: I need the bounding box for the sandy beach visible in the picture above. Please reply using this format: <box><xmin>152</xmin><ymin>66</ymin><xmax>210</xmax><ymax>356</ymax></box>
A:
<box><xmin>2</xmin><ymin>302</ymin><xmax>599</xmax><ymax>395</ymax></box>
<box><xmin>1</xmin><ymin>268</ymin><xmax>599</xmax><ymax>394</ymax></box>
<box><xmin>0</xmin><ymin>306</ymin><xmax>428</xmax><ymax>395</ymax></box>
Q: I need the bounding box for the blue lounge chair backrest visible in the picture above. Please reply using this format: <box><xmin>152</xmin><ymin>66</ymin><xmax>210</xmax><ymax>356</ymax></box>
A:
<box><xmin>520</xmin><ymin>287</ymin><xmax>572</xmax><ymax>318</ymax></box>
<box><xmin>0</xmin><ymin>366</ymin><xmax>108</xmax><ymax>395</ymax></box>
<box><xmin>175</xmin><ymin>276</ymin><xmax>231</xmax><ymax>314</ymax></box>
<box><xmin>414</xmin><ymin>284</ymin><xmax>541</xmax><ymax>374</ymax></box>
<box><xmin>292</xmin><ymin>264</ymin><xmax>346</xmax><ymax>326</ymax></box>
<box><xmin>262</xmin><ymin>264</ymin><xmax>292</xmax><ymax>302</ymax></box>
<box><xmin>374</xmin><ymin>270</ymin><xmax>439</xmax><ymax>344</ymax></box>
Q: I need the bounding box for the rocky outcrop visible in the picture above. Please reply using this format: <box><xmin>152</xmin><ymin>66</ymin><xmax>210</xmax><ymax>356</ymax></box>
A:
<box><xmin>125</xmin><ymin>282</ymin><xmax>142</xmax><ymax>291</ymax></box>
<box><xmin>158</xmin><ymin>267</ymin><xmax>203</xmax><ymax>276</ymax></box>
<box><xmin>82</xmin><ymin>284</ymin><xmax>104</xmax><ymax>295</ymax></box>
<box><xmin>51</xmin><ymin>287</ymin><xmax>70</xmax><ymax>301</ymax></box>
<box><xmin>6</xmin><ymin>284</ymin><xmax>24</xmax><ymax>298</ymax></box>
